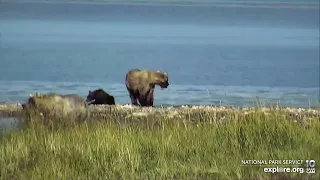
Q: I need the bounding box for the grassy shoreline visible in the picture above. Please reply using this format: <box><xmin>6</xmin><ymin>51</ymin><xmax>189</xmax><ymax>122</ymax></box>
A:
<box><xmin>0</xmin><ymin>106</ymin><xmax>319</xmax><ymax>179</ymax></box>
<box><xmin>1</xmin><ymin>103</ymin><xmax>320</xmax><ymax>117</ymax></box>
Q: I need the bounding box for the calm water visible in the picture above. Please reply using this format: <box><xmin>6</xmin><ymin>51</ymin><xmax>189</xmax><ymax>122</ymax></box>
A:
<box><xmin>0</xmin><ymin>1</ymin><xmax>319</xmax><ymax>108</ymax></box>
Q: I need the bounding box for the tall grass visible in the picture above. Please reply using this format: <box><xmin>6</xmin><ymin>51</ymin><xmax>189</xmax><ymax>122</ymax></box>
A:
<box><xmin>0</xmin><ymin>108</ymin><xmax>319</xmax><ymax>180</ymax></box>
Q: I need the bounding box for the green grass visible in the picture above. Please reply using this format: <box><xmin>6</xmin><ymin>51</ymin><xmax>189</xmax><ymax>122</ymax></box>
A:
<box><xmin>0</xmin><ymin>108</ymin><xmax>319</xmax><ymax>180</ymax></box>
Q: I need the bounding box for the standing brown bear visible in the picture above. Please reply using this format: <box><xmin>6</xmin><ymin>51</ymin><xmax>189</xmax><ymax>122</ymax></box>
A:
<box><xmin>125</xmin><ymin>69</ymin><xmax>169</xmax><ymax>107</ymax></box>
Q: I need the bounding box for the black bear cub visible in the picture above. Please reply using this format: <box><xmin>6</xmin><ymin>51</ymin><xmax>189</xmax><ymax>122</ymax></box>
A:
<box><xmin>86</xmin><ymin>89</ymin><xmax>115</xmax><ymax>105</ymax></box>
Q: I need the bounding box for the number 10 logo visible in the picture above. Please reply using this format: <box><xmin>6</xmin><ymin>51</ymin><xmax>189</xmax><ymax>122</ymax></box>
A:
<box><xmin>306</xmin><ymin>160</ymin><xmax>316</xmax><ymax>174</ymax></box>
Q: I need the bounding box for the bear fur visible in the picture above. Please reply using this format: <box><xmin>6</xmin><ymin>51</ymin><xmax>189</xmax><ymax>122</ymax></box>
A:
<box><xmin>22</xmin><ymin>92</ymin><xmax>89</xmax><ymax>123</ymax></box>
<box><xmin>86</xmin><ymin>89</ymin><xmax>115</xmax><ymax>105</ymax></box>
<box><xmin>125</xmin><ymin>69</ymin><xmax>169</xmax><ymax>107</ymax></box>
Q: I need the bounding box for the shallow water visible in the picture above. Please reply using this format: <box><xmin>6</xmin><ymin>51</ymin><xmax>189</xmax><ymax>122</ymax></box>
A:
<box><xmin>0</xmin><ymin>117</ymin><xmax>21</xmax><ymax>130</ymax></box>
<box><xmin>0</xmin><ymin>1</ymin><xmax>319</xmax><ymax>108</ymax></box>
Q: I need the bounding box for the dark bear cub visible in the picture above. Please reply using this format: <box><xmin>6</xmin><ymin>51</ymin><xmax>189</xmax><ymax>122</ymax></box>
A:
<box><xmin>86</xmin><ymin>89</ymin><xmax>115</xmax><ymax>105</ymax></box>
<box><xmin>125</xmin><ymin>69</ymin><xmax>169</xmax><ymax>107</ymax></box>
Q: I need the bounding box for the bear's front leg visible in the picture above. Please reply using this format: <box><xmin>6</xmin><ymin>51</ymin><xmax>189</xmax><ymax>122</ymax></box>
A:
<box><xmin>138</xmin><ymin>95</ymin><xmax>148</xmax><ymax>106</ymax></box>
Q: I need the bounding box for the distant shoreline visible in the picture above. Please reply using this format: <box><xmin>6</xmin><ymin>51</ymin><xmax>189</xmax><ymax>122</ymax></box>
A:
<box><xmin>0</xmin><ymin>0</ymin><xmax>319</xmax><ymax>9</ymax></box>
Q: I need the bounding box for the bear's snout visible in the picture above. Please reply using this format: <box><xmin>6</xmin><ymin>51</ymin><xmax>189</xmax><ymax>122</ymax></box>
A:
<box><xmin>160</xmin><ymin>82</ymin><xmax>169</xmax><ymax>88</ymax></box>
<box><xmin>86</xmin><ymin>99</ymin><xmax>96</xmax><ymax>105</ymax></box>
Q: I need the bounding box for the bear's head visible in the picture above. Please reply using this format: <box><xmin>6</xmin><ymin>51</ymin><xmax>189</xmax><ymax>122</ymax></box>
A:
<box><xmin>86</xmin><ymin>90</ymin><xmax>96</xmax><ymax>105</ymax></box>
<box><xmin>22</xmin><ymin>92</ymin><xmax>42</xmax><ymax>110</ymax></box>
<box><xmin>155</xmin><ymin>71</ymin><xmax>169</xmax><ymax>89</ymax></box>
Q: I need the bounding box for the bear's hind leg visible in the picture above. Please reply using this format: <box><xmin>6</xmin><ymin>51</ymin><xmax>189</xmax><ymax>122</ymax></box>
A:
<box><xmin>130</xmin><ymin>94</ymin><xmax>139</xmax><ymax>106</ymax></box>
<box><xmin>146</xmin><ymin>95</ymin><xmax>154</xmax><ymax>107</ymax></box>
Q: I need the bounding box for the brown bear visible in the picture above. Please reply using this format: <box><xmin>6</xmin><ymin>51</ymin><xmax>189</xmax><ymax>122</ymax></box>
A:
<box><xmin>86</xmin><ymin>89</ymin><xmax>115</xmax><ymax>105</ymax></box>
<box><xmin>22</xmin><ymin>92</ymin><xmax>89</xmax><ymax>123</ymax></box>
<box><xmin>125</xmin><ymin>69</ymin><xmax>169</xmax><ymax>107</ymax></box>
